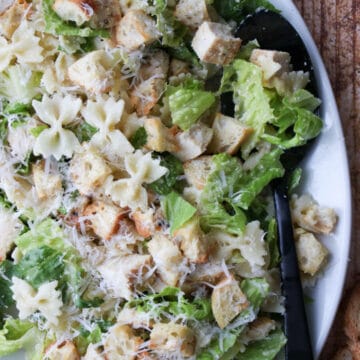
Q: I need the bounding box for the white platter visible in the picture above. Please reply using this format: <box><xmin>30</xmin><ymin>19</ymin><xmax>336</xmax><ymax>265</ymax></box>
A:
<box><xmin>3</xmin><ymin>1</ymin><xmax>352</xmax><ymax>359</ymax></box>
<box><xmin>270</xmin><ymin>0</ymin><xmax>352</xmax><ymax>358</ymax></box>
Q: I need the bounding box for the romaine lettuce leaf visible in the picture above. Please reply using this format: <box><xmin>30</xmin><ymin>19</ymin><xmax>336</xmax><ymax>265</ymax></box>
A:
<box><xmin>129</xmin><ymin>287</ymin><xmax>213</xmax><ymax>321</ymax></box>
<box><xmin>149</xmin><ymin>152</ymin><xmax>184</xmax><ymax>195</ymax></box>
<box><xmin>237</xmin><ymin>328</ymin><xmax>287</xmax><ymax>360</ymax></box>
<box><xmin>241</xmin><ymin>278</ymin><xmax>270</xmax><ymax>309</ymax></box>
<box><xmin>70</xmin><ymin>121</ymin><xmax>98</xmax><ymax>143</ymax></box>
<box><xmin>169</xmin><ymin>87</ymin><xmax>216</xmax><ymax>130</ymax></box>
<box><xmin>200</xmin><ymin>153</ymin><xmax>247</xmax><ymax>235</ymax></box>
<box><xmin>0</xmin><ymin>318</ymin><xmax>44</xmax><ymax>358</ymax></box>
<box><xmin>42</xmin><ymin>0</ymin><xmax>109</xmax><ymax>37</ymax></box>
<box><xmin>74</xmin><ymin>324</ymin><xmax>102</xmax><ymax>355</ymax></box>
<box><xmin>265</xmin><ymin>218</ymin><xmax>280</xmax><ymax>269</ymax></box>
<box><xmin>0</xmin><ymin>261</ymin><xmax>15</xmax><ymax>325</ymax></box>
<box><xmin>130</xmin><ymin>127</ymin><xmax>147</xmax><ymax>150</ymax></box>
<box><xmin>162</xmin><ymin>191</ymin><xmax>197</xmax><ymax>234</ymax></box>
<box><xmin>153</xmin><ymin>0</ymin><xmax>188</xmax><ymax>47</ymax></box>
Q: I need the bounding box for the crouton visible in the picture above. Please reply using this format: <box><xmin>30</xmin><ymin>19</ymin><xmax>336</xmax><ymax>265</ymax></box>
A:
<box><xmin>211</xmin><ymin>276</ymin><xmax>249</xmax><ymax>329</ymax></box>
<box><xmin>147</xmin><ymin>234</ymin><xmax>184</xmax><ymax>286</ymax></box>
<box><xmin>244</xmin><ymin>317</ymin><xmax>276</xmax><ymax>343</ymax></box>
<box><xmin>130</xmin><ymin>50</ymin><xmax>169</xmax><ymax>116</ymax></box>
<box><xmin>294</xmin><ymin>228</ymin><xmax>328</xmax><ymax>276</ymax></box>
<box><xmin>183</xmin><ymin>156</ymin><xmax>214</xmax><ymax>190</ymax></box>
<box><xmin>104</xmin><ymin>324</ymin><xmax>142</xmax><ymax>360</ymax></box>
<box><xmin>143</xmin><ymin>117</ymin><xmax>177</xmax><ymax>152</ymax></box>
<box><xmin>45</xmin><ymin>341</ymin><xmax>79</xmax><ymax>360</ymax></box>
<box><xmin>250</xmin><ymin>49</ymin><xmax>291</xmax><ymax>82</ymax></box>
<box><xmin>349</xmin><ymin>342</ymin><xmax>360</xmax><ymax>360</ymax></box>
<box><xmin>83</xmin><ymin>200</ymin><xmax>128</xmax><ymax>240</ymax></box>
<box><xmin>118</xmin><ymin>0</ymin><xmax>147</xmax><ymax>15</ymax></box>
<box><xmin>174</xmin><ymin>217</ymin><xmax>208</xmax><ymax>263</ymax></box>
<box><xmin>173</xmin><ymin>123</ymin><xmax>213</xmax><ymax>162</ymax></box>
<box><xmin>187</xmin><ymin>262</ymin><xmax>225</xmax><ymax>285</ymax></box>
<box><xmin>131</xmin><ymin>208</ymin><xmax>155</xmax><ymax>238</ymax></box>
<box><xmin>97</xmin><ymin>254</ymin><xmax>153</xmax><ymax>300</ymax></box>
<box><xmin>89</xmin><ymin>0</ymin><xmax>121</xmax><ymax>29</ymax></box>
<box><xmin>149</xmin><ymin>322</ymin><xmax>196</xmax><ymax>357</ymax></box>
<box><xmin>0</xmin><ymin>0</ymin><xmax>29</xmax><ymax>39</ymax></box>
<box><xmin>291</xmin><ymin>194</ymin><xmax>337</xmax><ymax>234</ymax></box>
<box><xmin>175</xmin><ymin>0</ymin><xmax>210</xmax><ymax>29</ymax></box>
<box><xmin>53</xmin><ymin>0</ymin><xmax>94</xmax><ymax>26</ymax></box>
<box><xmin>191</xmin><ymin>21</ymin><xmax>242</xmax><ymax>65</ymax></box>
<box><xmin>32</xmin><ymin>161</ymin><xmax>62</xmax><ymax>201</ymax></box>
<box><xmin>169</xmin><ymin>59</ymin><xmax>190</xmax><ymax>77</ymax></box>
<box><xmin>69</xmin><ymin>146</ymin><xmax>112</xmax><ymax>195</ymax></box>
<box><xmin>115</xmin><ymin>10</ymin><xmax>160</xmax><ymax>50</ymax></box>
<box><xmin>68</xmin><ymin>50</ymin><xmax>115</xmax><ymax>93</ymax></box>
<box><xmin>344</xmin><ymin>284</ymin><xmax>360</xmax><ymax>344</ymax></box>
<box><xmin>208</xmin><ymin>113</ymin><xmax>253</xmax><ymax>155</ymax></box>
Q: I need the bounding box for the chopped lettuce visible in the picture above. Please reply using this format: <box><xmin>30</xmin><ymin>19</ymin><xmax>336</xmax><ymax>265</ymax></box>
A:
<box><xmin>198</xmin><ymin>328</ymin><xmax>244</xmax><ymax>360</ymax></box>
<box><xmin>263</xmin><ymin>89</ymin><xmax>322</xmax><ymax>148</ymax></box>
<box><xmin>265</xmin><ymin>218</ymin><xmax>280</xmax><ymax>269</ymax></box>
<box><xmin>70</xmin><ymin>121</ymin><xmax>98</xmax><ymax>143</ymax></box>
<box><xmin>241</xmin><ymin>278</ymin><xmax>270</xmax><ymax>309</ymax></box>
<box><xmin>149</xmin><ymin>152</ymin><xmax>184</xmax><ymax>195</ymax></box>
<box><xmin>30</xmin><ymin>125</ymin><xmax>48</xmax><ymax>138</ymax></box>
<box><xmin>15</xmin><ymin>218</ymin><xmax>70</xmax><ymax>254</ymax></box>
<box><xmin>167</xmin><ymin>79</ymin><xmax>216</xmax><ymax>130</ymax></box>
<box><xmin>0</xmin><ymin>261</ymin><xmax>15</xmax><ymax>325</ymax></box>
<box><xmin>129</xmin><ymin>287</ymin><xmax>213</xmax><ymax>321</ymax></box>
<box><xmin>42</xmin><ymin>0</ymin><xmax>109</xmax><ymax>38</ymax></box>
<box><xmin>0</xmin><ymin>318</ymin><xmax>44</xmax><ymax>358</ymax></box>
<box><xmin>213</xmin><ymin>0</ymin><xmax>279</xmax><ymax>23</ymax></box>
<box><xmin>13</xmin><ymin>245</ymin><xmax>65</xmax><ymax>290</ymax></box>
<box><xmin>237</xmin><ymin>328</ymin><xmax>287</xmax><ymax>360</ymax></box>
<box><xmin>153</xmin><ymin>0</ymin><xmax>188</xmax><ymax>47</ymax></box>
<box><xmin>169</xmin><ymin>88</ymin><xmax>216</xmax><ymax>130</ymax></box>
<box><xmin>228</xmin><ymin>60</ymin><xmax>275</xmax><ymax>157</ymax></box>
<box><xmin>75</xmin><ymin>325</ymin><xmax>102</xmax><ymax>355</ymax></box>
<box><xmin>0</xmin><ymin>65</ymin><xmax>42</xmax><ymax>105</ymax></box>
<box><xmin>130</xmin><ymin>127</ymin><xmax>148</xmax><ymax>149</ymax></box>
<box><xmin>162</xmin><ymin>191</ymin><xmax>197</xmax><ymax>234</ymax></box>
<box><xmin>15</xmin><ymin>152</ymin><xmax>38</xmax><ymax>176</ymax></box>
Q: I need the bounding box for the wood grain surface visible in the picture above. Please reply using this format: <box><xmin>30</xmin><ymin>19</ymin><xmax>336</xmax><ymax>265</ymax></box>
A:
<box><xmin>293</xmin><ymin>0</ymin><xmax>360</xmax><ymax>358</ymax></box>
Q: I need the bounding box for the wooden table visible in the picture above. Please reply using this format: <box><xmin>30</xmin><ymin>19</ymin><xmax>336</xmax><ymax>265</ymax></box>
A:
<box><xmin>293</xmin><ymin>0</ymin><xmax>360</xmax><ymax>357</ymax></box>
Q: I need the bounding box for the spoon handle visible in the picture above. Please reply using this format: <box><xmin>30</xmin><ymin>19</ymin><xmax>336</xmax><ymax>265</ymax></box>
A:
<box><xmin>273</xmin><ymin>182</ymin><xmax>314</xmax><ymax>360</ymax></box>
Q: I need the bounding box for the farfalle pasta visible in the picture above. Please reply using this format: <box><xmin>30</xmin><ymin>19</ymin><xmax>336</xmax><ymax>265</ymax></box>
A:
<box><xmin>32</xmin><ymin>93</ymin><xmax>81</xmax><ymax>159</ymax></box>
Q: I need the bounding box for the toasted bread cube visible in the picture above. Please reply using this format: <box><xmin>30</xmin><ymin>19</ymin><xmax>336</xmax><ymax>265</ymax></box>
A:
<box><xmin>53</xmin><ymin>0</ymin><xmax>94</xmax><ymax>26</ymax></box>
<box><xmin>119</xmin><ymin>0</ymin><xmax>147</xmax><ymax>14</ymax></box>
<box><xmin>191</xmin><ymin>22</ymin><xmax>241</xmax><ymax>65</ymax></box>
<box><xmin>173</xmin><ymin>123</ymin><xmax>213</xmax><ymax>162</ymax></box>
<box><xmin>245</xmin><ymin>317</ymin><xmax>276</xmax><ymax>343</ymax></box>
<box><xmin>32</xmin><ymin>161</ymin><xmax>62</xmax><ymax>201</ymax></box>
<box><xmin>0</xmin><ymin>0</ymin><xmax>29</xmax><ymax>39</ymax></box>
<box><xmin>115</xmin><ymin>10</ymin><xmax>160</xmax><ymax>50</ymax></box>
<box><xmin>70</xmin><ymin>146</ymin><xmax>112</xmax><ymax>195</ymax></box>
<box><xmin>68</xmin><ymin>50</ymin><xmax>114</xmax><ymax>93</ymax></box>
<box><xmin>130</xmin><ymin>50</ymin><xmax>169</xmax><ymax>116</ymax></box>
<box><xmin>131</xmin><ymin>208</ymin><xmax>155</xmax><ymax>238</ymax></box>
<box><xmin>211</xmin><ymin>276</ymin><xmax>249</xmax><ymax>329</ymax></box>
<box><xmin>183</xmin><ymin>156</ymin><xmax>214</xmax><ymax>190</ymax></box>
<box><xmin>83</xmin><ymin>200</ymin><xmax>127</xmax><ymax>240</ymax></box>
<box><xmin>144</xmin><ymin>117</ymin><xmax>177</xmax><ymax>152</ymax></box>
<box><xmin>187</xmin><ymin>262</ymin><xmax>225</xmax><ymax>285</ymax></box>
<box><xmin>148</xmin><ymin>235</ymin><xmax>184</xmax><ymax>286</ymax></box>
<box><xmin>175</xmin><ymin>0</ymin><xmax>210</xmax><ymax>29</ymax></box>
<box><xmin>98</xmin><ymin>254</ymin><xmax>153</xmax><ymax>300</ymax></box>
<box><xmin>294</xmin><ymin>228</ymin><xmax>328</xmax><ymax>276</ymax></box>
<box><xmin>291</xmin><ymin>194</ymin><xmax>337</xmax><ymax>234</ymax></box>
<box><xmin>208</xmin><ymin>113</ymin><xmax>253</xmax><ymax>155</ymax></box>
<box><xmin>174</xmin><ymin>217</ymin><xmax>208</xmax><ymax>263</ymax></box>
<box><xmin>104</xmin><ymin>324</ymin><xmax>142</xmax><ymax>360</ymax></box>
<box><xmin>250</xmin><ymin>49</ymin><xmax>291</xmax><ymax>82</ymax></box>
<box><xmin>89</xmin><ymin>0</ymin><xmax>121</xmax><ymax>29</ymax></box>
<box><xmin>345</xmin><ymin>285</ymin><xmax>360</xmax><ymax>344</ymax></box>
<box><xmin>169</xmin><ymin>59</ymin><xmax>190</xmax><ymax>77</ymax></box>
<box><xmin>149</xmin><ymin>323</ymin><xmax>196</xmax><ymax>357</ymax></box>
<box><xmin>45</xmin><ymin>341</ymin><xmax>79</xmax><ymax>360</ymax></box>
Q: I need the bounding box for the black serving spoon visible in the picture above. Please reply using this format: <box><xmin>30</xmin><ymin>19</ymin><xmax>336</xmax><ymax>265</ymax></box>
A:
<box><xmin>221</xmin><ymin>10</ymin><xmax>318</xmax><ymax>360</ymax></box>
